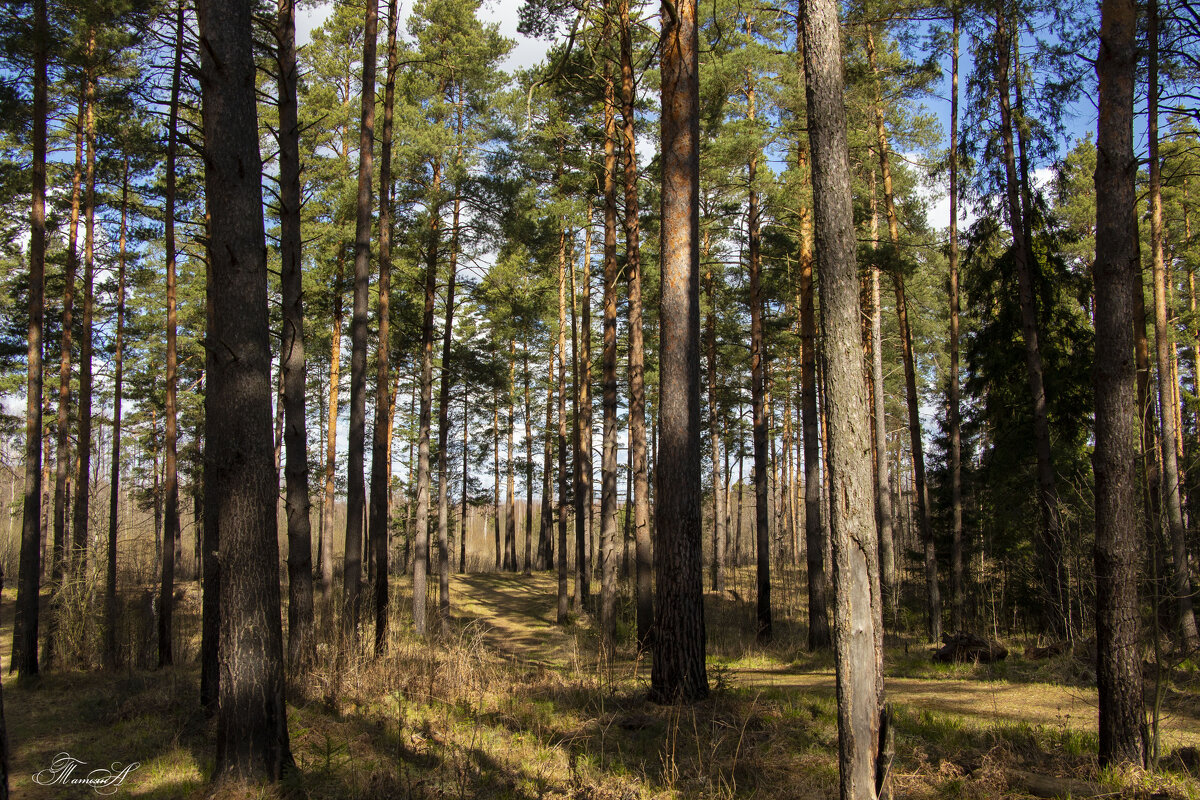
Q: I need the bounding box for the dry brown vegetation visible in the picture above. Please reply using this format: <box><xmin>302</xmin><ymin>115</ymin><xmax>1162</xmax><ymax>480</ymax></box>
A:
<box><xmin>3</xmin><ymin>571</ymin><xmax>1199</xmax><ymax>799</ymax></box>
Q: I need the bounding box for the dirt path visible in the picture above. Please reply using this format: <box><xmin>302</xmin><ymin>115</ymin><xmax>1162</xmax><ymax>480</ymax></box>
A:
<box><xmin>447</xmin><ymin>574</ymin><xmax>1200</xmax><ymax>752</ymax></box>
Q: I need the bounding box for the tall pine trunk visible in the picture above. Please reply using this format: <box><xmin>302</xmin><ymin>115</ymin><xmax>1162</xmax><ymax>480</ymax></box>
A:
<box><xmin>344</xmin><ymin>0</ymin><xmax>379</xmax><ymax>644</ymax></box>
<box><xmin>13</xmin><ymin>0</ymin><xmax>48</xmax><ymax>677</ymax></box>
<box><xmin>319</xmin><ymin>255</ymin><xmax>343</xmax><ymax>603</ymax></box>
<box><xmin>160</xmin><ymin>9</ymin><xmax>184</xmax><ymax>668</ymax></box>
<box><xmin>1094</xmin><ymin>0</ymin><xmax>1147</xmax><ymax>764</ymax></box>
<box><xmin>800</xmin><ymin>0</ymin><xmax>887</xmax><ymax>793</ymax></box>
<box><xmin>278</xmin><ymin>0</ymin><xmax>316</xmax><ymax>671</ymax></box>
<box><xmin>947</xmin><ymin>10</ymin><xmax>964</xmax><ymax>633</ymax></box>
<box><xmin>198</xmin><ymin>0</ymin><xmax>294</xmax><ymax>776</ymax></box>
<box><xmin>557</xmin><ymin>224</ymin><xmax>571</xmax><ymax>623</ymax></box>
<box><xmin>105</xmin><ymin>156</ymin><xmax>129</xmax><ymax>670</ymax></box>
<box><xmin>600</xmin><ymin>43</ymin><xmax>620</xmax><ymax>648</ymax></box>
<box><xmin>652</xmin><ymin>0</ymin><xmax>708</xmax><ymax>702</ymax></box>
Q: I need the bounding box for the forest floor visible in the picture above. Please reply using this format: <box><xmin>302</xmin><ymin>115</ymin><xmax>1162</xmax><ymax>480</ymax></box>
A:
<box><xmin>3</xmin><ymin>571</ymin><xmax>1200</xmax><ymax>799</ymax></box>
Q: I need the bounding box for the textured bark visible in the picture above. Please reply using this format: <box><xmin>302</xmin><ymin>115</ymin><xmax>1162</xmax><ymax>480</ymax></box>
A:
<box><xmin>160</xmin><ymin>9</ymin><xmax>184</xmax><ymax>669</ymax></box>
<box><xmin>105</xmin><ymin>157</ymin><xmax>129</xmax><ymax>670</ymax></box>
<box><xmin>52</xmin><ymin>87</ymin><xmax>83</xmax><ymax>591</ymax></box>
<box><xmin>705</xmin><ymin>262</ymin><xmax>726</xmax><ymax>595</ymax></box>
<box><xmin>197</xmin><ymin>0</ymin><xmax>294</xmax><ymax>777</ymax></box>
<box><xmin>600</xmin><ymin>45</ymin><xmax>620</xmax><ymax>648</ymax></box>
<box><xmin>1147</xmin><ymin>0</ymin><xmax>1199</xmax><ymax>651</ymax></box>
<box><xmin>12</xmin><ymin>0</ymin><xmax>47</xmax><ymax>677</ymax></box>
<box><xmin>344</xmin><ymin>0</ymin><xmax>378</xmax><ymax>645</ymax></box>
<box><xmin>800</xmin><ymin>0</ymin><xmax>886</xmax><ymax>793</ymax></box>
<box><xmin>947</xmin><ymin>11</ymin><xmax>964</xmax><ymax>634</ymax></box>
<box><xmin>651</xmin><ymin>0</ymin><xmax>708</xmax><ymax>703</ymax></box>
<box><xmin>540</xmin><ymin>354</ymin><xmax>554</xmax><ymax>571</ymax></box>
<box><xmin>369</xmin><ymin>0</ymin><xmax>398</xmax><ymax>654</ymax></box>
<box><xmin>1093</xmin><ymin>0</ymin><xmax>1147</xmax><ymax>763</ymax></box>
<box><xmin>413</xmin><ymin>158</ymin><xmax>441</xmax><ymax>636</ymax></box>
<box><xmin>201</xmin><ymin>230</ymin><xmax>219</xmax><ymax>716</ymax></box>
<box><xmin>505</xmin><ymin>354</ymin><xmax>517</xmax><ymax>572</ymax></box>
<box><xmin>524</xmin><ymin>363</ymin><xmax>534</xmax><ymax>576</ymax></box>
<box><xmin>994</xmin><ymin>7</ymin><xmax>1064</xmax><ymax>634</ymax></box>
<box><xmin>557</xmin><ymin>225</ymin><xmax>571</xmax><ymax>624</ymax></box>
<box><xmin>72</xmin><ymin>44</ymin><xmax>97</xmax><ymax>576</ymax></box>
<box><xmin>619</xmin><ymin>2</ymin><xmax>652</xmax><ymax>646</ymax></box>
<box><xmin>278</xmin><ymin>0</ymin><xmax>315</xmax><ymax>672</ymax></box>
<box><xmin>573</xmin><ymin>214</ymin><xmax>592</xmax><ymax>609</ymax></box>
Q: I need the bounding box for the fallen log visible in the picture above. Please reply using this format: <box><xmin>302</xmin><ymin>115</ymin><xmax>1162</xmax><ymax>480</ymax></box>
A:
<box><xmin>932</xmin><ymin>632</ymin><xmax>1008</xmax><ymax>664</ymax></box>
<box><xmin>1005</xmin><ymin>769</ymin><xmax>1103</xmax><ymax>798</ymax></box>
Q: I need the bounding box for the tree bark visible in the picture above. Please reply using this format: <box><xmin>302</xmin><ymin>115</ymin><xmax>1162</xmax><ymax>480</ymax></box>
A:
<box><xmin>197</xmin><ymin>0</ymin><xmax>294</xmax><ymax>777</ymax></box>
<box><xmin>13</xmin><ymin>0</ymin><xmax>48</xmax><ymax>677</ymax></box>
<box><xmin>278</xmin><ymin>0</ymin><xmax>316</xmax><ymax>672</ymax></box>
<box><xmin>1093</xmin><ymin>0</ymin><xmax>1147</xmax><ymax>763</ymax></box>
<box><xmin>800</xmin><ymin>0</ymin><xmax>887</xmax><ymax>793</ymax></box>
<box><xmin>557</xmin><ymin>224</ymin><xmax>571</xmax><ymax>623</ymax></box>
<box><xmin>651</xmin><ymin>0</ymin><xmax>708</xmax><ymax>702</ymax></box>
<box><xmin>105</xmin><ymin>156</ymin><xmax>130</xmax><ymax>670</ymax></box>
<box><xmin>344</xmin><ymin>0</ymin><xmax>379</xmax><ymax>646</ymax></box>
<box><xmin>600</xmin><ymin>41</ymin><xmax>620</xmax><ymax>648</ymax></box>
<box><xmin>947</xmin><ymin>10</ymin><xmax>964</xmax><ymax>634</ymax></box>
<box><xmin>368</xmin><ymin>0</ymin><xmax>398</xmax><ymax>654</ymax></box>
<box><xmin>319</xmin><ymin>254</ymin><xmax>344</xmax><ymax>604</ymax></box>
<box><xmin>618</xmin><ymin>6</ymin><xmax>652</xmax><ymax>646</ymax></box>
<box><xmin>160</xmin><ymin>8</ymin><xmax>184</xmax><ymax>669</ymax></box>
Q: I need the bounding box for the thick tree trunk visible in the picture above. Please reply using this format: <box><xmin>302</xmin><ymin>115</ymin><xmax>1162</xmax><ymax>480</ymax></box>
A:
<box><xmin>800</xmin><ymin>0</ymin><xmax>887</xmax><ymax>793</ymax></box>
<box><xmin>573</xmin><ymin>213</ymin><xmax>592</xmax><ymax>609</ymax></box>
<box><xmin>600</xmin><ymin>48</ymin><xmax>620</xmax><ymax>648</ymax></box>
<box><xmin>1093</xmin><ymin>0</ymin><xmax>1147</xmax><ymax>764</ymax></box>
<box><xmin>1147</xmin><ymin>0</ymin><xmax>1199</xmax><ymax>650</ymax></box>
<box><xmin>13</xmin><ymin>0</ymin><xmax>48</xmax><ymax>677</ymax></box>
<box><xmin>160</xmin><ymin>9</ymin><xmax>184</xmax><ymax>669</ymax></box>
<box><xmin>197</xmin><ymin>0</ymin><xmax>294</xmax><ymax>777</ymax></box>
<box><xmin>651</xmin><ymin>0</ymin><xmax>708</xmax><ymax>702</ymax></box>
<box><xmin>344</xmin><ymin>0</ymin><xmax>379</xmax><ymax>645</ymax></box>
<box><xmin>105</xmin><ymin>157</ymin><xmax>129</xmax><ymax>670</ymax></box>
<box><xmin>705</xmin><ymin>262</ymin><xmax>726</xmax><ymax>595</ymax></box>
<box><xmin>278</xmin><ymin>0</ymin><xmax>315</xmax><ymax>671</ymax></box>
<box><xmin>619</xmin><ymin>1</ymin><xmax>652</xmax><ymax>646</ymax></box>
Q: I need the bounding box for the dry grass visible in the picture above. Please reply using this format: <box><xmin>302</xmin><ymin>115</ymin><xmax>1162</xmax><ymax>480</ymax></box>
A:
<box><xmin>2</xmin><ymin>572</ymin><xmax>1199</xmax><ymax>799</ymax></box>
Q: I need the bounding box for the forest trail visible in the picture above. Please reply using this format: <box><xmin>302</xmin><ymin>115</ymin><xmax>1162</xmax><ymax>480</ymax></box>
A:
<box><xmin>449</xmin><ymin>572</ymin><xmax>1200</xmax><ymax>752</ymax></box>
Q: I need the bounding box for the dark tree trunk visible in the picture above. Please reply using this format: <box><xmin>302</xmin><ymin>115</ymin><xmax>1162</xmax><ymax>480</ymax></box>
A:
<box><xmin>200</xmin><ymin>229</ymin><xmax>219</xmax><ymax>717</ymax></box>
<box><xmin>160</xmin><ymin>9</ymin><xmax>184</xmax><ymax>669</ymax></box>
<box><xmin>800</xmin><ymin>0</ymin><xmax>887</xmax><ymax>793</ymax></box>
<box><xmin>52</xmin><ymin>86</ymin><xmax>83</xmax><ymax>593</ymax></box>
<box><xmin>12</xmin><ymin>0</ymin><xmax>48</xmax><ymax>678</ymax></box>
<box><xmin>505</xmin><ymin>354</ymin><xmax>517</xmax><ymax>572</ymax></box>
<box><xmin>277</xmin><ymin>0</ymin><xmax>315</xmax><ymax>672</ymax></box>
<box><xmin>319</xmin><ymin>253</ymin><xmax>344</xmax><ymax>604</ymax></box>
<box><xmin>524</xmin><ymin>362</ymin><xmax>534</xmax><ymax>576</ymax></box>
<box><xmin>798</xmin><ymin>167</ymin><xmax>829</xmax><ymax>650</ymax></box>
<box><xmin>947</xmin><ymin>10</ymin><xmax>964</xmax><ymax>634</ymax></box>
<box><xmin>995</xmin><ymin>5</ymin><xmax>1065</xmax><ymax>635</ymax></box>
<box><xmin>73</xmin><ymin>44</ymin><xmax>97</xmax><ymax>578</ymax></box>
<box><xmin>414</xmin><ymin>157</ymin><xmax>441</xmax><ymax>635</ymax></box>
<box><xmin>344</xmin><ymin>0</ymin><xmax>379</xmax><ymax>645</ymax></box>
<box><xmin>105</xmin><ymin>156</ymin><xmax>130</xmax><ymax>670</ymax></box>
<box><xmin>651</xmin><ymin>0</ymin><xmax>708</xmax><ymax>703</ymax></box>
<box><xmin>197</xmin><ymin>0</ymin><xmax>294</xmax><ymax>778</ymax></box>
<box><xmin>1093</xmin><ymin>0</ymin><xmax>1147</xmax><ymax>763</ymax></box>
<box><xmin>574</xmin><ymin>215</ymin><xmax>592</xmax><ymax>609</ymax></box>
<box><xmin>369</xmin><ymin>0</ymin><xmax>398</xmax><ymax>655</ymax></box>
<box><xmin>746</xmin><ymin>45</ymin><xmax>770</xmax><ymax>642</ymax></box>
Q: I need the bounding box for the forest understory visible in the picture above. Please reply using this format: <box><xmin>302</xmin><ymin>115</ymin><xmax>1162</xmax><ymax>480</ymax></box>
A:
<box><xmin>4</xmin><ymin>570</ymin><xmax>1199</xmax><ymax>800</ymax></box>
